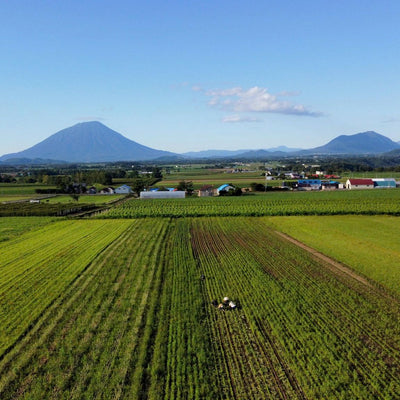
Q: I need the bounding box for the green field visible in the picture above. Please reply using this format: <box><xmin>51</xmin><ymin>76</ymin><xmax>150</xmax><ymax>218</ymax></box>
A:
<box><xmin>0</xmin><ymin>195</ymin><xmax>40</xmax><ymax>202</ymax></box>
<box><xmin>0</xmin><ymin>220</ymin><xmax>132</xmax><ymax>354</ymax></box>
<box><xmin>100</xmin><ymin>188</ymin><xmax>400</xmax><ymax>218</ymax></box>
<box><xmin>0</xmin><ymin>217</ymin><xmax>57</xmax><ymax>242</ymax></box>
<box><xmin>45</xmin><ymin>194</ymin><xmax>124</xmax><ymax>204</ymax></box>
<box><xmin>0</xmin><ymin>202</ymin><xmax>101</xmax><ymax>217</ymax></box>
<box><xmin>158</xmin><ymin>171</ymin><xmax>268</xmax><ymax>189</ymax></box>
<box><xmin>265</xmin><ymin>215</ymin><xmax>400</xmax><ymax>295</ymax></box>
<box><xmin>1</xmin><ymin>216</ymin><xmax>399</xmax><ymax>399</ymax></box>
<box><xmin>0</xmin><ymin>184</ymin><xmax>57</xmax><ymax>195</ymax></box>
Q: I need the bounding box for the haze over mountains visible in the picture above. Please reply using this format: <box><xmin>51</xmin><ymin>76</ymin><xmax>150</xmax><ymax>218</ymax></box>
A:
<box><xmin>183</xmin><ymin>146</ymin><xmax>302</xmax><ymax>159</ymax></box>
<box><xmin>0</xmin><ymin>121</ymin><xmax>399</xmax><ymax>163</ymax></box>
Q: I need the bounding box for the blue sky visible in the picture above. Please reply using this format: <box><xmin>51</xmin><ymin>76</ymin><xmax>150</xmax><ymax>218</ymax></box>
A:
<box><xmin>1</xmin><ymin>0</ymin><xmax>399</xmax><ymax>154</ymax></box>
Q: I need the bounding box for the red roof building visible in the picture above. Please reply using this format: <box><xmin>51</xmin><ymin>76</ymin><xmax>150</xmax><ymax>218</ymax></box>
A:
<box><xmin>346</xmin><ymin>179</ymin><xmax>374</xmax><ymax>189</ymax></box>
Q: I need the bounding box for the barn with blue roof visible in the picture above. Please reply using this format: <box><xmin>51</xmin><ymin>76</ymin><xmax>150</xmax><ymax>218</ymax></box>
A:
<box><xmin>297</xmin><ymin>179</ymin><xmax>321</xmax><ymax>191</ymax></box>
<box><xmin>217</xmin><ymin>184</ymin><xmax>235</xmax><ymax>194</ymax></box>
<box><xmin>372</xmin><ymin>178</ymin><xmax>397</xmax><ymax>188</ymax></box>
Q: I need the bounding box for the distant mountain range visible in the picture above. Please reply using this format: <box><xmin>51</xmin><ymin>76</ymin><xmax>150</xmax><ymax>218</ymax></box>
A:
<box><xmin>303</xmin><ymin>131</ymin><xmax>400</xmax><ymax>155</ymax></box>
<box><xmin>0</xmin><ymin>122</ymin><xmax>399</xmax><ymax>164</ymax></box>
<box><xmin>182</xmin><ymin>146</ymin><xmax>302</xmax><ymax>159</ymax></box>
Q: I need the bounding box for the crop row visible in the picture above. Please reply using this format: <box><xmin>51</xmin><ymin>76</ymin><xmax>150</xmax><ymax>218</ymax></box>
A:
<box><xmin>0</xmin><ymin>219</ymin><xmax>220</xmax><ymax>399</ymax></box>
<box><xmin>0</xmin><ymin>219</ymin><xmax>167</xmax><ymax>398</ymax></box>
<box><xmin>263</xmin><ymin>215</ymin><xmax>400</xmax><ymax>296</ymax></box>
<box><xmin>0</xmin><ymin>220</ymin><xmax>132</xmax><ymax>356</ymax></box>
<box><xmin>1</xmin><ymin>217</ymin><xmax>399</xmax><ymax>399</ymax></box>
<box><xmin>100</xmin><ymin>190</ymin><xmax>400</xmax><ymax>218</ymax></box>
<box><xmin>0</xmin><ymin>202</ymin><xmax>99</xmax><ymax>216</ymax></box>
<box><xmin>189</xmin><ymin>217</ymin><xmax>400</xmax><ymax>399</ymax></box>
<box><xmin>0</xmin><ymin>217</ymin><xmax>56</xmax><ymax>242</ymax></box>
<box><xmin>190</xmin><ymin>220</ymin><xmax>306</xmax><ymax>399</ymax></box>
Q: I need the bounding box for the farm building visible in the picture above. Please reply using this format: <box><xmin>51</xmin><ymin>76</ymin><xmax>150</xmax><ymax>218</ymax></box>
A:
<box><xmin>217</xmin><ymin>184</ymin><xmax>235</xmax><ymax>194</ymax></box>
<box><xmin>149</xmin><ymin>187</ymin><xmax>176</xmax><ymax>192</ymax></box>
<box><xmin>285</xmin><ymin>172</ymin><xmax>302</xmax><ymax>179</ymax></box>
<box><xmin>345</xmin><ymin>179</ymin><xmax>374</xmax><ymax>190</ymax></box>
<box><xmin>99</xmin><ymin>187</ymin><xmax>115</xmax><ymax>194</ymax></box>
<box><xmin>297</xmin><ymin>179</ymin><xmax>321</xmax><ymax>191</ymax></box>
<box><xmin>372</xmin><ymin>178</ymin><xmax>397</xmax><ymax>188</ymax></box>
<box><xmin>115</xmin><ymin>184</ymin><xmax>132</xmax><ymax>194</ymax></box>
<box><xmin>321</xmin><ymin>181</ymin><xmax>340</xmax><ymax>190</ymax></box>
<box><xmin>140</xmin><ymin>191</ymin><xmax>186</xmax><ymax>199</ymax></box>
<box><xmin>198</xmin><ymin>185</ymin><xmax>215</xmax><ymax>197</ymax></box>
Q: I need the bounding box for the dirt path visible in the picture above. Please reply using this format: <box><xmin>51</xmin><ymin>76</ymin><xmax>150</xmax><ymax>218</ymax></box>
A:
<box><xmin>274</xmin><ymin>231</ymin><xmax>374</xmax><ymax>289</ymax></box>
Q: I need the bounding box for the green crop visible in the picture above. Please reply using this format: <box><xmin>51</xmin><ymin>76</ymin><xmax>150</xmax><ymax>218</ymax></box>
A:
<box><xmin>264</xmin><ymin>215</ymin><xmax>400</xmax><ymax>296</ymax></box>
<box><xmin>99</xmin><ymin>189</ymin><xmax>400</xmax><ymax>218</ymax></box>
<box><xmin>0</xmin><ymin>217</ymin><xmax>399</xmax><ymax>399</ymax></box>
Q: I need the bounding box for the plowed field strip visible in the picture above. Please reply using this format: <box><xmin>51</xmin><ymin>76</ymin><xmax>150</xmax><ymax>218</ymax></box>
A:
<box><xmin>190</xmin><ymin>217</ymin><xmax>400</xmax><ymax>399</ymax></box>
<box><xmin>191</xmin><ymin>219</ymin><xmax>307</xmax><ymax>399</ymax></box>
<box><xmin>157</xmin><ymin>220</ymin><xmax>218</xmax><ymax>400</ymax></box>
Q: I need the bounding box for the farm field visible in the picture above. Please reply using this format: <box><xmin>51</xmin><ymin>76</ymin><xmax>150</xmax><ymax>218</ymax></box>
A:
<box><xmin>341</xmin><ymin>171</ymin><xmax>400</xmax><ymax>179</ymax></box>
<box><xmin>264</xmin><ymin>215</ymin><xmax>400</xmax><ymax>296</ymax></box>
<box><xmin>114</xmin><ymin>169</ymin><xmax>270</xmax><ymax>190</ymax></box>
<box><xmin>0</xmin><ymin>217</ymin><xmax>57</xmax><ymax>242</ymax></box>
<box><xmin>45</xmin><ymin>194</ymin><xmax>124</xmax><ymax>204</ymax></box>
<box><xmin>100</xmin><ymin>188</ymin><xmax>400</xmax><ymax>218</ymax></box>
<box><xmin>158</xmin><ymin>172</ymin><xmax>268</xmax><ymax>190</ymax></box>
<box><xmin>0</xmin><ymin>202</ymin><xmax>101</xmax><ymax>217</ymax></box>
<box><xmin>0</xmin><ymin>219</ymin><xmax>132</xmax><ymax>355</ymax></box>
<box><xmin>0</xmin><ymin>184</ymin><xmax>57</xmax><ymax>196</ymax></box>
<box><xmin>0</xmin><ymin>193</ymin><xmax>123</xmax><ymax>205</ymax></box>
<box><xmin>0</xmin><ymin>195</ymin><xmax>40</xmax><ymax>203</ymax></box>
<box><xmin>1</xmin><ymin>217</ymin><xmax>399</xmax><ymax>399</ymax></box>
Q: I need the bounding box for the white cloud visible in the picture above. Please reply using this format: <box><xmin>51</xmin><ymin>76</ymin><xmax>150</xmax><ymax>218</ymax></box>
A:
<box><xmin>222</xmin><ymin>115</ymin><xmax>262</xmax><ymax>123</ymax></box>
<box><xmin>201</xmin><ymin>86</ymin><xmax>322</xmax><ymax>117</ymax></box>
<box><xmin>191</xmin><ymin>85</ymin><xmax>203</xmax><ymax>92</ymax></box>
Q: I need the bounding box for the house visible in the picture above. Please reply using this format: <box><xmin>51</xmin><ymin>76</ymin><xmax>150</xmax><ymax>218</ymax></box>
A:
<box><xmin>372</xmin><ymin>178</ymin><xmax>396</xmax><ymax>188</ymax></box>
<box><xmin>100</xmin><ymin>187</ymin><xmax>115</xmax><ymax>194</ymax></box>
<box><xmin>345</xmin><ymin>179</ymin><xmax>374</xmax><ymax>190</ymax></box>
<box><xmin>198</xmin><ymin>185</ymin><xmax>214</xmax><ymax>197</ymax></box>
<box><xmin>115</xmin><ymin>184</ymin><xmax>132</xmax><ymax>194</ymax></box>
<box><xmin>284</xmin><ymin>172</ymin><xmax>302</xmax><ymax>179</ymax></box>
<box><xmin>297</xmin><ymin>179</ymin><xmax>321</xmax><ymax>191</ymax></box>
<box><xmin>140</xmin><ymin>191</ymin><xmax>186</xmax><ymax>199</ymax></box>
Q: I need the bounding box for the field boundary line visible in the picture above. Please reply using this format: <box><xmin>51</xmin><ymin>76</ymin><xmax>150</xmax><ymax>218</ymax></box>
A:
<box><xmin>274</xmin><ymin>231</ymin><xmax>374</xmax><ymax>288</ymax></box>
<box><xmin>275</xmin><ymin>230</ymin><xmax>400</xmax><ymax>304</ymax></box>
